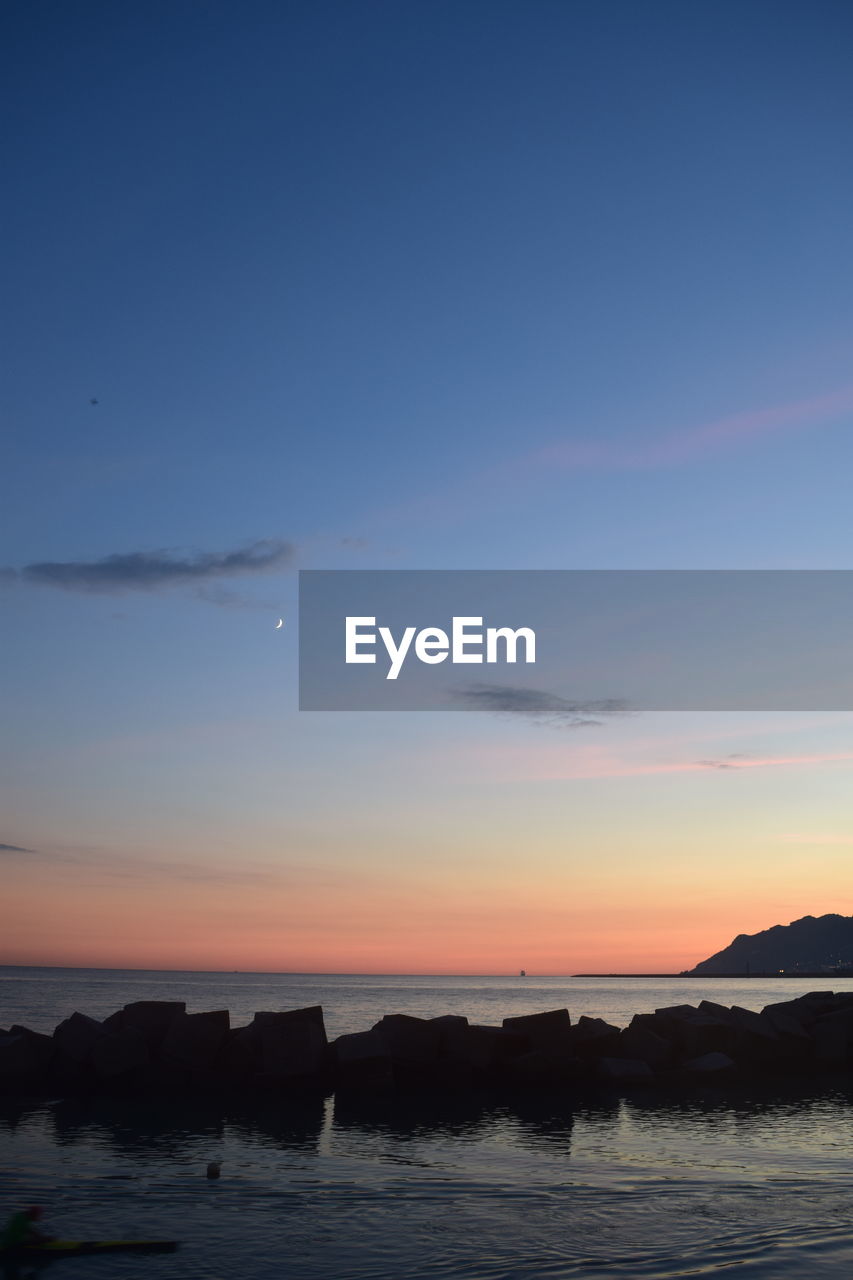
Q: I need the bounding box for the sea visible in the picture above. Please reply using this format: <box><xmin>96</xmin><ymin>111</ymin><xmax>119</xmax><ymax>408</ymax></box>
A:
<box><xmin>3</xmin><ymin>967</ymin><xmax>853</xmax><ymax>1279</ymax></box>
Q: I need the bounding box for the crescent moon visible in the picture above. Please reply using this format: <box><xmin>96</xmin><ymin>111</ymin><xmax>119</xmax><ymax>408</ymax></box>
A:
<box><xmin>275</xmin><ymin>618</ymin><xmax>284</xmax><ymax>629</ymax></box>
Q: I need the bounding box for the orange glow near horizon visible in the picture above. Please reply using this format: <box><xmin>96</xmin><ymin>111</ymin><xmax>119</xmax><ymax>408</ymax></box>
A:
<box><xmin>4</xmin><ymin>715</ymin><xmax>851</xmax><ymax>976</ymax></box>
<box><xmin>3</xmin><ymin>855</ymin><xmax>850</xmax><ymax>975</ymax></box>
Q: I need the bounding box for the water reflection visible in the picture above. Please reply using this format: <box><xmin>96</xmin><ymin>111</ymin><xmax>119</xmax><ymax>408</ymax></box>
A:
<box><xmin>0</xmin><ymin>1094</ymin><xmax>328</xmax><ymax>1160</ymax></box>
<box><xmin>4</xmin><ymin>1082</ymin><xmax>853</xmax><ymax>1279</ymax></box>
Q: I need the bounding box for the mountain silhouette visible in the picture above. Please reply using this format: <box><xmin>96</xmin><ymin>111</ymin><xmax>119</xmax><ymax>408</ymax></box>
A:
<box><xmin>688</xmin><ymin>913</ymin><xmax>853</xmax><ymax>975</ymax></box>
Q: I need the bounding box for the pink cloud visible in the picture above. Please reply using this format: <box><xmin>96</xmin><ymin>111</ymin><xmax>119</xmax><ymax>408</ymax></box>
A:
<box><xmin>461</xmin><ymin>741</ymin><xmax>853</xmax><ymax>782</ymax></box>
<box><xmin>532</xmin><ymin>383</ymin><xmax>853</xmax><ymax>472</ymax></box>
<box><xmin>369</xmin><ymin>381</ymin><xmax>853</xmax><ymax>533</ymax></box>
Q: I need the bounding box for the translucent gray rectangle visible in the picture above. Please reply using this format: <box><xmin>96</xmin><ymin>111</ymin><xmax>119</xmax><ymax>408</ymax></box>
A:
<box><xmin>298</xmin><ymin>570</ymin><xmax>853</xmax><ymax>711</ymax></box>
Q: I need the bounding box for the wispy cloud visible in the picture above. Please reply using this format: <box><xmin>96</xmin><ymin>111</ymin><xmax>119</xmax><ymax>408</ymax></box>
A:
<box><xmin>697</xmin><ymin>753</ymin><xmax>753</xmax><ymax>770</ymax></box>
<box><xmin>531</xmin><ymin>383</ymin><xmax>853</xmax><ymax>474</ymax></box>
<box><xmin>458</xmin><ymin>739</ymin><xmax>853</xmax><ymax>782</ymax></box>
<box><xmin>453</xmin><ymin>683</ymin><xmax>630</xmax><ymax>727</ymax></box>
<box><xmin>6</xmin><ymin>538</ymin><xmax>294</xmax><ymax>594</ymax></box>
<box><xmin>372</xmin><ymin>382</ymin><xmax>853</xmax><ymax>533</ymax></box>
<box><xmin>6</xmin><ymin>844</ymin><xmax>280</xmax><ymax>886</ymax></box>
<box><xmin>0</xmin><ymin>843</ymin><xmax>35</xmax><ymax>853</ymax></box>
<box><xmin>695</xmin><ymin>751</ymin><xmax>853</xmax><ymax>773</ymax></box>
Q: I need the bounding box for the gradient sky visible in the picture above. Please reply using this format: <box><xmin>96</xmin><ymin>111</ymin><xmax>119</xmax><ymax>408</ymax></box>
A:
<box><xmin>2</xmin><ymin>0</ymin><xmax>852</xmax><ymax>973</ymax></box>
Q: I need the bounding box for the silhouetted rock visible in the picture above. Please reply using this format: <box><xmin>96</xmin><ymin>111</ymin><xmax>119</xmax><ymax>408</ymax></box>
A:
<box><xmin>0</xmin><ymin>1027</ymin><xmax>54</xmax><ymax>1078</ymax></box>
<box><xmin>675</xmin><ymin>1012</ymin><xmax>737</xmax><ymax>1060</ymax></box>
<box><xmin>690</xmin><ymin>914</ymin><xmax>853</xmax><ymax>975</ymax></box>
<box><xmin>161</xmin><ymin>1010</ymin><xmax>230</xmax><ymax>1070</ymax></box>
<box><xmin>120</xmin><ymin>1001</ymin><xmax>186</xmax><ymax>1049</ymax></box>
<box><xmin>725</xmin><ymin>1006</ymin><xmax>781</xmax><ymax>1067</ymax></box>
<box><xmin>697</xmin><ymin>1000</ymin><xmax>732</xmax><ymax>1019</ymax></box>
<box><xmin>334</xmin><ymin>1029</ymin><xmax>388</xmax><ymax>1064</ymax></box>
<box><xmin>8</xmin><ymin>996</ymin><xmax>853</xmax><ymax>1101</ymax></box>
<box><xmin>332</xmin><ymin>1029</ymin><xmax>395</xmax><ymax>1091</ymax></box>
<box><xmin>570</xmin><ymin>1016</ymin><xmax>621</xmax><ymax>1058</ymax></box>
<box><xmin>223</xmin><ymin>1024</ymin><xmax>262</xmax><ymax>1077</ymax></box>
<box><xmin>653</xmin><ymin>1004</ymin><xmax>700</xmax><ymax>1027</ymax></box>
<box><xmin>429</xmin><ymin>1014</ymin><xmax>469</xmax><ymax>1030</ymax></box>
<box><xmin>811</xmin><ymin>1006</ymin><xmax>853</xmax><ymax>1065</ymax></box>
<box><xmin>616</xmin><ymin>1024</ymin><xmax>672</xmax><ymax>1068</ymax></box>
<box><xmin>91</xmin><ymin>1027</ymin><xmax>150</xmax><ymax>1080</ymax></box>
<box><xmin>760</xmin><ymin>1005</ymin><xmax>812</xmax><ymax>1042</ymax></box>
<box><xmin>682</xmin><ymin>1051</ymin><xmax>736</xmax><ymax>1075</ymax></box>
<box><xmin>598</xmin><ymin>1057</ymin><xmax>654</xmax><ymax>1082</ymax></box>
<box><xmin>53</xmin><ymin>1012</ymin><xmax>106</xmax><ymax>1063</ymax></box>
<box><xmin>371</xmin><ymin>1014</ymin><xmax>442</xmax><ymax>1062</ymax></box>
<box><xmin>503</xmin><ymin>1049</ymin><xmax>583</xmax><ymax>1087</ymax></box>
<box><xmin>502</xmin><ymin>1009</ymin><xmax>572</xmax><ymax>1052</ymax></box>
<box><xmin>441</xmin><ymin>1024</ymin><xmax>528</xmax><ymax>1074</ymax></box>
<box><xmin>252</xmin><ymin>1006</ymin><xmax>328</xmax><ymax>1079</ymax></box>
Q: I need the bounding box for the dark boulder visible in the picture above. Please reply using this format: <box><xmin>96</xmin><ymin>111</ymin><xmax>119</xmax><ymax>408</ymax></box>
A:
<box><xmin>161</xmin><ymin>1010</ymin><xmax>230</xmax><ymax>1070</ymax></box>
<box><xmin>654</xmin><ymin>1004</ymin><xmax>700</xmax><ymax>1022</ymax></box>
<box><xmin>628</xmin><ymin>1012</ymin><xmax>678</xmax><ymax>1045</ymax></box>
<box><xmin>441</xmin><ymin>1024</ymin><xmax>528</xmax><ymax>1073</ymax></box>
<box><xmin>615</xmin><ymin>1024</ymin><xmax>672</xmax><ymax>1068</ymax></box>
<box><xmin>0</xmin><ymin>1027</ymin><xmax>55</xmax><ymax>1079</ymax></box>
<box><xmin>502</xmin><ymin>1009</ymin><xmax>572</xmax><ymax>1053</ymax></box>
<box><xmin>332</xmin><ymin>1029</ymin><xmax>395</xmax><ymax>1091</ymax></box>
<box><xmin>675</xmin><ymin>1013</ymin><xmax>738</xmax><ymax>1061</ymax></box>
<box><xmin>727</xmin><ymin>1006</ymin><xmax>781</xmax><ymax>1066</ymax></box>
<box><xmin>762</xmin><ymin>992</ymin><xmax>838</xmax><ymax>1029</ymax></box>
<box><xmin>570</xmin><ymin>1016</ymin><xmax>621</xmax><ymax>1059</ymax></box>
<box><xmin>91</xmin><ymin>1027</ymin><xmax>149</xmax><ymax>1080</ymax></box>
<box><xmin>222</xmin><ymin>1024</ymin><xmax>261</xmax><ymax>1077</ymax></box>
<box><xmin>729</xmin><ymin>1005</ymin><xmax>777</xmax><ymax>1039</ymax></box>
<box><xmin>334</xmin><ymin>1029</ymin><xmax>389</xmax><ymax>1064</ymax></box>
<box><xmin>53</xmin><ymin>1012</ymin><xmax>106</xmax><ymax>1064</ymax></box>
<box><xmin>811</xmin><ymin>1009</ymin><xmax>853</xmax><ymax>1065</ymax></box>
<box><xmin>371</xmin><ymin>1014</ymin><xmax>441</xmax><ymax>1063</ymax></box>
<box><xmin>639</xmin><ymin>1005</ymin><xmax>736</xmax><ymax>1061</ymax></box>
<box><xmin>598</xmin><ymin>1057</ymin><xmax>654</xmax><ymax>1082</ymax></box>
<box><xmin>760</xmin><ymin>1006</ymin><xmax>813</xmax><ymax>1043</ymax></box>
<box><xmin>503</xmin><ymin>1049</ymin><xmax>583</xmax><ymax>1088</ymax></box>
<box><xmin>697</xmin><ymin>1000</ymin><xmax>733</xmax><ymax>1019</ymax></box>
<box><xmin>121</xmin><ymin>1001</ymin><xmax>186</xmax><ymax>1049</ymax></box>
<box><xmin>251</xmin><ymin>1006</ymin><xmax>328</xmax><ymax>1079</ymax></box>
<box><xmin>682</xmin><ymin>1051</ymin><xmax>736</xmax><ymax>1075</ymax></box>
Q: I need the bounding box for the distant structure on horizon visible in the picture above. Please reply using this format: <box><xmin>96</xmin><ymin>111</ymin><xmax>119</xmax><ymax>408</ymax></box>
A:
<box><xmin>687</xmin><ymin>913</ymin><xmax>853</xmax><ymax>976</ymax></box>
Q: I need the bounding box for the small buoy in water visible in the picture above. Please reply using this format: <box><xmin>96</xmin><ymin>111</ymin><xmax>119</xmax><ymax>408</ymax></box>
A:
<box><xmin>206</xmin><ymin>1162</ymin><xmax>221</xmax><ymax>1179</ymax></box>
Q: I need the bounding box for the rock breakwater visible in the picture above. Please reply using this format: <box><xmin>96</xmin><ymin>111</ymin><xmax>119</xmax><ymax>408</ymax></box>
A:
<box><xmin>3</xmin><ymin>991</ymin><xmax>853</xmax><ymax>1098</ymax></box>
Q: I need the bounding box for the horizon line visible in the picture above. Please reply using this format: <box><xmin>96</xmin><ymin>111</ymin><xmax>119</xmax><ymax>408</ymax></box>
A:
<box><xmin>4</xmin><ymin>963</ymin><xmax>852</xmax><ymax>980</ymax></box>
<box><xmin>1</xmin><ymin>962</ymin><xmax>684</xmax><ymax>978</ymax></box>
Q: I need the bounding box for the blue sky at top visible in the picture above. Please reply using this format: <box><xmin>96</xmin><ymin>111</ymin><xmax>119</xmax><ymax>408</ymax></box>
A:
<box><xmin>4</xmin><ymin>0</ymin><xmax>853</xmax><ymax>570</ymax></box>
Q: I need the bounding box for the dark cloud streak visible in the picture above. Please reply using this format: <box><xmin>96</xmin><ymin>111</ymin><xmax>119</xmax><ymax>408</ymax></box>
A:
<box><xmin>454</xmin><ymin>683</ymin><xmax>630</xmax><ymax>727</ymax></box>
<box><xmin>697</xmin><ymin>752</ymin><xmax>752</xmax><ymax>770</ymax></box>
<box><xmin>12</xmin><ymin>539</ymin><xmax>294</xmax><ymax>594</ymax></box>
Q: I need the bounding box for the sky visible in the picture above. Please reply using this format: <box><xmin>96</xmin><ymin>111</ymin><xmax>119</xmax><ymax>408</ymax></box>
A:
<box><xmin>2</xmin><ymin>0</ymin><xmax>852</xmax><ymax>974</ymax></box>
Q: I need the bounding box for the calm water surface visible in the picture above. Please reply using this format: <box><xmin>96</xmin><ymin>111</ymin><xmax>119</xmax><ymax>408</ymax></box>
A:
<box><xmin>5</xmin><ymin>966</ymin><xmax>853</xmax><ymax>1037</ymax></box>
<box><xmin>3</xmin><ymin>968</ymin><xmax>853</xmax><ymax>1278</ymax></box>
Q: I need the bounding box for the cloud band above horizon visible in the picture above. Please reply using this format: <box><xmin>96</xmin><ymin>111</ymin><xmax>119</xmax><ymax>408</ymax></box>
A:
<box><xmin>6</xmin><ymin>538</ymin><xmax>295</xmax><ymax>594</ymax></box>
